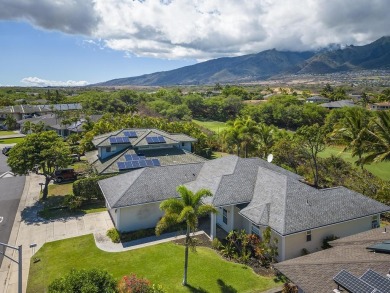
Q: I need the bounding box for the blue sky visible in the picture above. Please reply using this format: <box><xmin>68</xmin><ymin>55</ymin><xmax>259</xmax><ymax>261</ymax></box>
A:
<box><xmin>0</xmin><ymin>21</ymin><xmax>195</xmax><ymax>86</ymax></box>
<box><xmin>0</xmin><ymin>0</ymin><xmax>388</xmax><ymax>87</ymax></box>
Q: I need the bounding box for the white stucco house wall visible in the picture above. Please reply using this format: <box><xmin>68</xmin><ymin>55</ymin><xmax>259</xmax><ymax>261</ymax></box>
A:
<box><xmin>98</xmin><ymin>155</ymin><xmax>389</xmax><ymax>262</ymax></box>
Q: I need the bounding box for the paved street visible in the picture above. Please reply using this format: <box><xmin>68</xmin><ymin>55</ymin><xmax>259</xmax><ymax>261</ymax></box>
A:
<box><xmin>0</xmin><ymin>147</ymin><xmax>25</xmax><ymax>267</ymax></box>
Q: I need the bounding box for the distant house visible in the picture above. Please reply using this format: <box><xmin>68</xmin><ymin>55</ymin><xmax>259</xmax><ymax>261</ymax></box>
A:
<box><xmin>86</xmin><ymin>128</ymin><xmax>206</xmax><ymax>175</ymax></box>
<box><xmin>275</xmin><ymin>225</ymin><xmax>390</xmax><ymax>293</ymax></box>
<box><xmin>306</xmin><ymin>96</ymin><xmax>330</xmax><ymax>103</ymax></box>
<box><xmin>98</xmin><ymin>155</ymin><xmax>389</xmax><ymax>261</ymax></box>
<box><xmin>0</xmin><ymin>103</ymin><xmax>82</xmax><ymax>121</ymax></box>
<box><xmin>18</xmin><ymin>114</ymin><xmax>102</xmax><ymax>137</ymax></box>
<box><xmin>369</xmin><ymin>102</ymin><xmax>390</xmax><ymax>110</ymax></box>
<box><xmin>320</xmin><ymin>99</ymin><xmax>356</xmax><ymax>109</ymax></box>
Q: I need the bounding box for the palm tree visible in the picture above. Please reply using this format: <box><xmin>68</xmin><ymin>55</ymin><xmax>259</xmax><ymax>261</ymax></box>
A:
<box><xmin>330</xmin><ymin>108</ymin><xmax>370</xmax><ymax>169</ymax></box>
<box><xmin>360</xmin><ymin>111</ymin><xmax>390</xmax><ymax>163</ymax></box>
<box><xmin>156</xmin><ymin>185</ymin><xmax>217</xmax><ymax>286</ymax></box>
<box><xmin>256</xmin><ymin>123</ymin><xmax>275</xmax><ymax>159</ymax></box>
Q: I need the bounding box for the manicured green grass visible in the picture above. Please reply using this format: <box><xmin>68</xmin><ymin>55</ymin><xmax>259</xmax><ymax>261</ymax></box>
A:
<box><xmin>319</xmin><ymin>146</ymin><xmax>390</xmax><ymax>181</ymax></box>
<box><xmin>27</xmin><ymin>234</ymin><xmax>279</xmax><ymax>293</ymax></box>
<box><xmin>0</xmin><ymin>130</ymin><xmax>18</xmax><ymax>136</ymax></box>
<box><xmin>48</xmin><ymin>182</ymin><xmax>73</xmax><ymax>196</ymax></box>
<box><xmin>0</xmin><ymin>137</ymin><xmax>25</xmax><ymax>144</ymax></box>
<box><xmin>192</xmin><ymin>119</ymin><xmax>228</xmax><ymax>133</ymax></box>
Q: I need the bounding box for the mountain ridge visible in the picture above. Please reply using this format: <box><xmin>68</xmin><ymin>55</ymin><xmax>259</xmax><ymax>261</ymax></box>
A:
<box><xmin>95</xmin><ymin>36</ymin><xmax>390</xmax><ymax>86</ymax></box>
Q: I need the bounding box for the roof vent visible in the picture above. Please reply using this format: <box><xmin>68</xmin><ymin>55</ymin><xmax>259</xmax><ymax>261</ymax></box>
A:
<box><xmin>306</xmin><ymin>199</ymin><xmax>310</xmax><ymax>206</ymax></box>
<box><xmin>383</xmin><ymin>227</ymin><xmax>387</xmax><ymax>234</ymax></box>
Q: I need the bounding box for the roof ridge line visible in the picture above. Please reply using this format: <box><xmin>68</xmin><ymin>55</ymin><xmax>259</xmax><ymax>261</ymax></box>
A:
<box><xmin>114</xmin><ymin>168</ymin><xmax>145</xmax><ymax>207</ymax></box>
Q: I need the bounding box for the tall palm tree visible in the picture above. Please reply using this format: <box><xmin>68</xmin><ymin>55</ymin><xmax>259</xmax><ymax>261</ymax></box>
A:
<box><xmin>330</xmin><ymin>108</ymin><xmax>370</xmax><ymax>169</ymax></box>
<box><xmin>256</xmin><ymin>123</ymin><xmax>275</xmax><ymax>159</ymax></box>
<box><xmin>156</xmin><ymin>186</ymin><xmax>217</xmax><ymax>286</ymax></box>
<box><xmin>360</xmin><ymin>111</ymin><xmax>390</xmax><ymax>163</ymax></box>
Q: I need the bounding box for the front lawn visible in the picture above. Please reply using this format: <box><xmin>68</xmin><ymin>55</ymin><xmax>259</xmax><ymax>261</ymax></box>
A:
<box><xmin>319</xmin><ymin>146</ymin><xmax>390</xmax><ymax>181</ymax></box>
<box><xmin>0</xmin><ymin>137</ymin><xmax>25</xmax><ymax>144</ymax></box>
<box><xmin>0</xmin><ymin>130</ymin><xmax>18</xmax><ymax>136</ymax></box>
<box><xmin>27</xmin><ymin>234</ymin><xmax>280</xmax><ymax>293</ymax></box>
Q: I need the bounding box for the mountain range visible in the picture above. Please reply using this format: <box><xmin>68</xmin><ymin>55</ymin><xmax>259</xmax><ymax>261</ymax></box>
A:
<box><xmin>96</xmin><ymin>36</ymin><xmax>390</xmax><ymax>86</ymax></box>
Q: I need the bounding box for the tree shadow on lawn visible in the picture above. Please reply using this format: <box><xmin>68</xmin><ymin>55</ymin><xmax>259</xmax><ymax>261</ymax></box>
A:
<box><xmin>20</xmin><ymin>196</ymin><xmax>85</xmax><ymax>225</ymax></box>
<box><xmin>185</xmin><ymin>279</ymin><xmax>238</xmax><ymax>293</ymax></box>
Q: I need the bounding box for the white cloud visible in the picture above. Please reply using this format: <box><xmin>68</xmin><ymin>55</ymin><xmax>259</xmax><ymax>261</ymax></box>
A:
<box><xmin>21</xmin><ymin>77</ymin><xmax>89</xmax><ymax>87</ymax></box>
<box><xmin>2</xmin><ymin>0</ymin><xmax>389</xmax><ymax>60</ymax></box>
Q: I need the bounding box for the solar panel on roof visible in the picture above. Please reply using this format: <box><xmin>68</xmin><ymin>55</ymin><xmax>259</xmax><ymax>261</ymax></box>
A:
<box><xmin>132</xmin><ymin>161</ymin><xmax>140</xmax><ymax>168</ymax></box>
<box><xmin>151</xmin><ymin>159</ymin><xmax>161</xmax><ymax>166</ymax></box>
<box><xmin>146</xmin><ymin>160</ymin><xmax>153</xmax><ymax>167</ymax></box>
<box><xmin>124</xmin><ymin>131</ymin><xmax>138</xmax><ymax>138</ymax></box>
<box><xmin>139</xmin><ymin>160</ymin><xmax>147</xmax><ymax>167</ymax></box>
<box><xmin>146</xmin><ymin>136</ymin><xmax>166</xmax><ymax>144</ymax></box>
<box><xmin>333</xmin><ymin>270</ymin><xmax>375</xmax><ymax>293</ymax></box>
<box><xmin>360</xmin><ymin>269</ymin><xmax>390</xmax><ymax>292</ymax></box>
<box><xmin>109</xmin><ymin>136</ymin><xmax>130</xmax><ymax>144</ymax></box>
<box><xmin>117</xmin><ymin>162</ymin><xmax>126</xmax><ymax>170</ymax></box>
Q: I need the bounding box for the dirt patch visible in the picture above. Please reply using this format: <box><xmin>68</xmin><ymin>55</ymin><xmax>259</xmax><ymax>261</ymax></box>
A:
<box><xmin>172</xmin><ymin>233</ymin><xmax>212</xmax><ymax>249</ymax></box>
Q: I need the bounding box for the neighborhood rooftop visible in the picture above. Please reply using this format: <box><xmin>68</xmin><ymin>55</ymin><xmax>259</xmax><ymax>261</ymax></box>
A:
<box><xmin>98</xmin><ymin>155</ymin><xmax>390</xmax><ymax>236</ymax></box>
<box><xmin>87</xmin><ymin>128</ymin><xmax>204</xmax><ymax>174</ymax></box>
<box><xmin>275</xmin><ymin>225</ymin><xmax>390</xmax><ymax>293</ymax></box>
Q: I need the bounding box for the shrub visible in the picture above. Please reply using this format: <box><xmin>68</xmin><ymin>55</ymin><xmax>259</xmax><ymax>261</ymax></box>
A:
<box><xmin>48</xmin><ymin>268</ymin><xmax>117</xmax><ymax>293</ymax></box>
<box><xmin>212</xmin><ymin>238</ymin><xmax>222</xmax><ymax>250</ymax></box>
<box><xmin>282</xmin><ymin>283</ymin><xmax>298</xmax><ymax>293</ymax></box>
<box><xmin>322</xmin><ymin>235</ymin><xmax>339</xmax><ymax>249</ymax></box>
<box><xmin>301</xmin><ymin>248</ymin><xmax>309</xmax><ymax>256</ymax></box>
<box><xmin>63</xmin><ymin>194</ymin><xmax>83</xmax><ymax>210</ymax></box>
<box><xmin>118</xmin><ymin>274</ymin><xmax>151</xmax><ymax>293</ymax></box>
<box><xmin>73</xmin><ymin>175</ymin><xmax>113</xmax><ymax>201</ymax></box>
<box><xmin>107</xmin><ymin>228</ymin><xmax>121</xmax><ymax>243</ymax></box>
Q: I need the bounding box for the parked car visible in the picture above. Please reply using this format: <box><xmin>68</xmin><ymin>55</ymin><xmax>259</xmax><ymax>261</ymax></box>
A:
<box><xmin>2</xmin><ymin>146</ymin><xmax>12</xmax><ymax>156</ymax></box>
<box><xmin>52</xmin><ymin>168</ymin><xmax>77</xmax><ymax>183</ymax></box>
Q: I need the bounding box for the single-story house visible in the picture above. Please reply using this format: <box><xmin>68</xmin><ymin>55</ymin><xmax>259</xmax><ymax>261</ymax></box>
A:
<box><xmin>98</xmin><ymin>155</ymin><xmax>390</xmax><ymax>262</ymax></box>
<box><xmin>320</xmin><ymin>100</ymin><xmax>357</xmax><ymax>109</ymax></box>
<box><xmin>0</xmin><ymin>103</ymin><xmax>82</xmax><ymax>121</ymax></box>
<box><xmin>275</xmin><ymin>225</ymin><xmax>390</xmax><ymax>293</ymax></box>
<box><xmin>369</xmin><ymin>102</ymin><xmax>390</xmax><ymax>111</ymax></box>
<box><xmin>306</xmin><ymin>96</ymin><xmax>330</xmax><ymax>103</ymax></box>
<box><xmin>86</xmin><ymin>128</ymin><xmax>206</xmax><ymax>174</ymax></box>
<box><xmin>18</xmin><ymin>114</ymin><xmax>102</xmax><ymax>137</ymax></box>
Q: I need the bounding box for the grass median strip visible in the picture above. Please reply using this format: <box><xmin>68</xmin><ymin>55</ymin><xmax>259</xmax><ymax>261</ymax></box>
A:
<box><xmin>27</xmin><ymin>234</ymin><xmax>280</xmax><ymax>293</ymax></box>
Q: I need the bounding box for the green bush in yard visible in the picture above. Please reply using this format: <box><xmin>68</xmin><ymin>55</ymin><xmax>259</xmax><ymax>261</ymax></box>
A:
<box><xmin>48</xmin><ymin>268</ymin><xmax>117</xmax><ymax>293</ymax></box>
<box><xmin>107</xmin><ymin>228</ymin><xmax>121</xmax><ymax>243</ymax></box>
<box><xmin>72</xmin><ymin>175</ymin><xmax>112</xmax><ymax>201</ymax></box>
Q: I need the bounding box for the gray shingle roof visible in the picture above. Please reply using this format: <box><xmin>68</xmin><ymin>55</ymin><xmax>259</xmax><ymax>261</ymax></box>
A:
<box><xmin>99</xmin><ymin>154</ymin><xmax>390</xmax><ymax>235</ymax></box>
<box><xmin>320</xmin><ymin>99</ymin><xmax>356</xmax><ymax>108</ymax></box>
<box><xmin>240</xmin><ymin>167</ymin><xmax>390</xmax><ymax>235</ymax></box>
<box><xmin>92</xmin><ymin>128</ymin><xmax>197</xmax><ymax>148</ymax></box>
<box><xmin>99</xmin><ymin>163</ymin><xmax>203</xmax><ymax>208</ymax></box>
<box><xmin>87</xmin><ymin>147</ymin><xmax>206</xmax><ymax>174</ymax></box>
<box><xmin>275</xmin><ymin>225</ymin><xmax>390</xmax><ymax>293</ymax></box>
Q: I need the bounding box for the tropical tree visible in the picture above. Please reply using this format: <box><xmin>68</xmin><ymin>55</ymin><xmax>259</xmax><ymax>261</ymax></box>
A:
<box><xmin>7</xmin><ymin>131</ymin><xmax>72</xmax><ymax>200</ymax></box>
<box><xmin>4</xmin><ymin>114</ymin><xmax>17</xmax><ymax>130</ymax></box>
<box><xmin>256</xmin><ymin>123</ymin><xmax>275</xmax><ymax>159</ymax></box>
<box><xmin>330</xmin><ymin>108</ymin><xmax>370</xmax><ymax>169</ymax></box>
<box><xmin>360</xmin><ymin>111</ymin><xmax>390</xmax><ymax>163</ymax></box>
<box><xmin>296</xmin><ymin>124</ymin><xmax>326</xmax><ymax>188</ymax></box>
<box><xmin>155</xmin><ymin>185</ymin><xmax>217</xmax><ymax>286</ymax></box>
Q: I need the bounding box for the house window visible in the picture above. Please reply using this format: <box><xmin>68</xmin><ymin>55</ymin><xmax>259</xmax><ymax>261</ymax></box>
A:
<box><xmin>251</xmin><ymin>225</ymin><xmax>260</xmax><ymax>236</ymax></box>
<box><xmin>222</xmin><ymin>208</ymin><xmax>228</xmax><ymax>225</ymax></box>
<box><xmin>306</xmin><ymin>230</ymin><xmax>312</xmax><ymax>242</ymax></box>
<box><xmin>105</xmin><ymin>147</ymin><xmax>111</xmax><ymax>153</ymax></box>
<box><xmin>182</xmin><ymin>142</ymin><xmax>185</xmax><ymax>147</ymax></box>
<box><xmin>372</xmin><ymin>215</ymin><xmax>379</xmax><ymax>228</ymax></box>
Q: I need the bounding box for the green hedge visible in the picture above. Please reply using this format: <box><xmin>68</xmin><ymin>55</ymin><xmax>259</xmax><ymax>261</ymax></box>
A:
<box><xmin>72</xmin><ymin>175</ymin><xmax>113</xmax><ymax>201</ymax></box>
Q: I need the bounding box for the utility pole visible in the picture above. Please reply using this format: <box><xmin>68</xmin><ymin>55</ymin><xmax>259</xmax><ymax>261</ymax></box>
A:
<box><xmin>0</xmin><ymin>242</ymin><xmax>22</xmax><ymax>293</ymax></box>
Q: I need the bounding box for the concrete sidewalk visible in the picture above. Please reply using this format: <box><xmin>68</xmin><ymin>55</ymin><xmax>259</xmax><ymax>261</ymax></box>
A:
<box><xmin>0</xmin><ymin>173</ymin><xmax>114</xmax><ymax>293</ymax></box>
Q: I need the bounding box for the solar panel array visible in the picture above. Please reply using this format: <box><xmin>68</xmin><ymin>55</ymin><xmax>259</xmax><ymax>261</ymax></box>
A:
<box><xmin>333</xmin><ymin>270</ymin><xmax>376</xmax><ymax>293</ymax></box>
<box><xmin>109</xmin><ymin>137</ymin><xmax>130</xmax><ymax>144</ymax></box>
<box><xmin>124</xmin><ymin>154</ymin><xmax>146</xmax><ymax>161</ymax></box>
<box><xmin>145</xmin><ymin>136</ymin><xmax>166</xmax><ymax>144</ymax></box>
<box><xmin>117</xmin><ymin>158</ymin><xmax>161</xmax><ymax>170</ymax></box>
<box><xmin>123</xmin><ymin>131</ymin><xmax>138</xmax><ymax>138</ymax></box>
<box><xmin>360</xmin><ymin>269</ymin><xmax>390</xmax><ymax>292</ymax></box>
